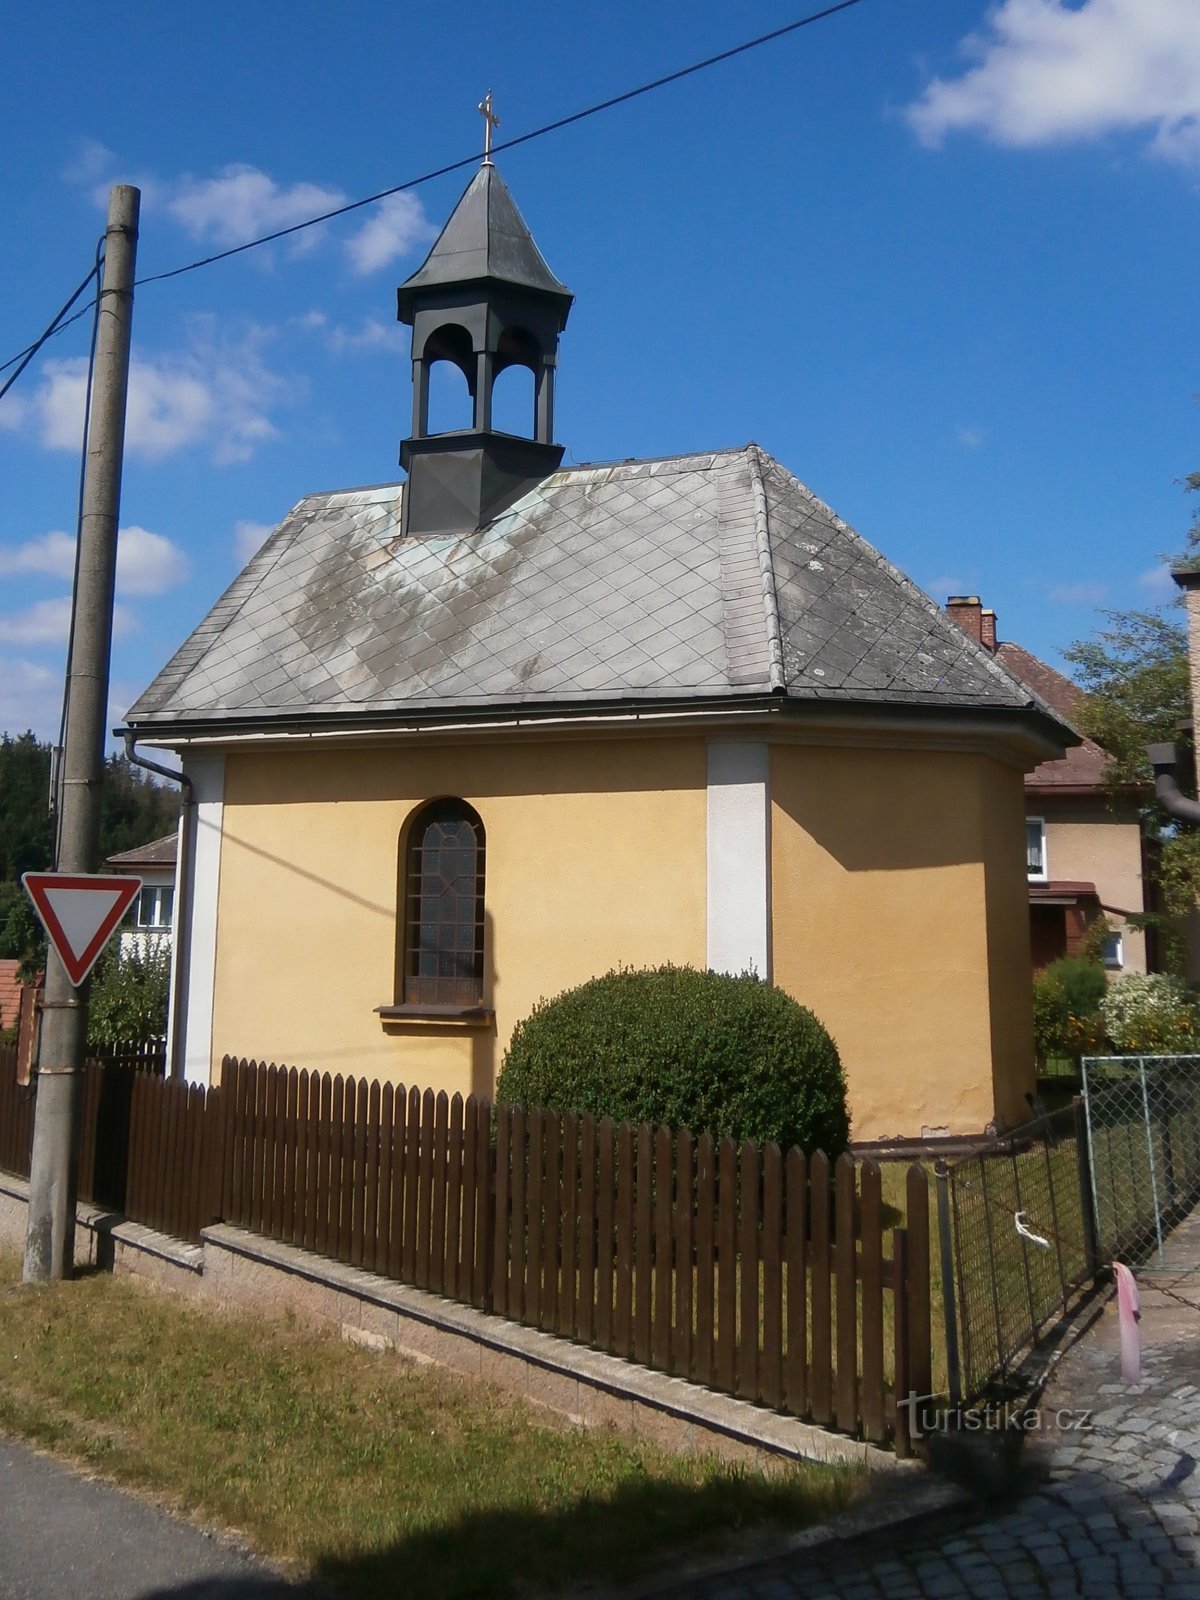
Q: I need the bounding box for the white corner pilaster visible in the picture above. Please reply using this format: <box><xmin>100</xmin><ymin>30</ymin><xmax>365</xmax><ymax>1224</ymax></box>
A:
<box><xmin>706</xmin><ymin>741</ymin><xmax>771</xmax><ymax>981</ymax></box>
<box><xmin>176</xmin><ymin>753</ymin><xmax>224</xmax><ymax>1086</ymax></box>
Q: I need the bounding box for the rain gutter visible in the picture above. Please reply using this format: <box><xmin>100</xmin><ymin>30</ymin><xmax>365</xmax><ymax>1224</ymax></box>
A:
<box><xmin>121</xmin><ymin>731</ymin><xmax>193</xmax><ymax>1081</ymax></box>
<box><xmin>1147</xmin><ymin>742</ymin><xmax>1200</xmax><ymax>827</ymax></box>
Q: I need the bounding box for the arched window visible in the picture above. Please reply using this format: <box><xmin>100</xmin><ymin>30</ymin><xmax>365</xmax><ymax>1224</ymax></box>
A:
<box><xmin>401</xmin><ymin>800</ymin><xmax>486</xmax><ymax>1007</ymax></box>
<box><xmin>423</xmin><ymin>322</ymin><xmax>474</xmax><ymax>433</ymax></box>
<box><xmin>492</xmin><ymin>325</ymin><xmax>540</xmax><ymax>438</ymax></box>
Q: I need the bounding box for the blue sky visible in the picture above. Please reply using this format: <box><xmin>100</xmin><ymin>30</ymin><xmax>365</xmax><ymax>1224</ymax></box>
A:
<box><xmin>2</xmin><ymin>0</ymin><xmax>1198</xmax><ymax>741</ymax></box>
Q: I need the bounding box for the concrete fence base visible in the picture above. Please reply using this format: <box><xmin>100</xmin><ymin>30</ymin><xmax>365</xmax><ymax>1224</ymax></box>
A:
<box><xmin>0</xmin><ymin>1173</ymin><xmax>910</xmax><ymax>1478</ymax></box>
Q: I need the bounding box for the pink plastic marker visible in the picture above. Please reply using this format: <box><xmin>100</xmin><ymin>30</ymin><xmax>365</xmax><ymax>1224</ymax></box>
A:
<box><xmin>1113</xmin><ymin>1262</ymin><xmax>1141</xmax><ymax>1384</ymax></box>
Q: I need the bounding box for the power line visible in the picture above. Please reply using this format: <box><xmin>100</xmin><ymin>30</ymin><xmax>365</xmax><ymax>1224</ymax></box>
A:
<box><xmin>1</xmin><ymin>0</ymin><xmax>866</xmax><ymax>370</ymax></box>
<box><xmin>137</xmin><ymin>0</ymin><xmax>866</xmax><ymax>288</ymax></box>
<box><xmin>0</xmin><ymin>263</ymin><xmax>102</xmax><ymax>386</ymax></box>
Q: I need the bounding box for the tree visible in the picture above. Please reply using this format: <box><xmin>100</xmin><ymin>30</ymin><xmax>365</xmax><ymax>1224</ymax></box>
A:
<box><xmin>86</xmin><ymin>939</ymin><xmax>170</xmax><ymax>1045</ymax></box>
<box><xmin>1065</xmin><ymin>609</ymin><xmax>1191</xmax><ymax>789</ymax></box>
<box><xmin>0</xmin><ymin>731</ymin><xmax>180</xmax><ymax>979</ymax></box>
<box><xmin>1064</xmin><ymin>472</ymin><xmax>1200</xmax><ymax>963</ymax></box>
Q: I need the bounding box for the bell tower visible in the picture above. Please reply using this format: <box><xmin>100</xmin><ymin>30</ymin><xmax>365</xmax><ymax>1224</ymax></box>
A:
<box><xmin>397</xmin><ymin>158</ymin><xmax>573</xmax><ymax>536</ymax></box>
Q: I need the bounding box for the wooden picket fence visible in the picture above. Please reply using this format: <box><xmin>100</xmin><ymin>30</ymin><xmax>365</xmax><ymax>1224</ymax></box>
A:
<box><xmin>0</xmin><ymin>1046</ymin><xmax>933</xmax><ymax>1452</ymax></box>
<box><xmin>217</xmin><ymin>1057</ymin><xmax>932</xmax><ymax>1452</ymax></box>
<box><xmin>0</xmin><ymin>1045</ymin><xmax>34</xmax><ymax>1180</ymax></box>
<box><xmin>1</xmin><ymin>1042</ymin><xmax>188</xmax><ymax>1232</ymax></box>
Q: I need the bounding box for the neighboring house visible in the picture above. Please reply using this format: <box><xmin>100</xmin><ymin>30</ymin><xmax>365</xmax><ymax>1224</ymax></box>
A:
<box><xmin>106</xmin><ymin>834</ymin><xmax>177</xmax><ymax>957</ymax></box>
<box><xmin>121</xmin><ymin>162</ymin><xmax>1074</xmax><ymax>1142</ymax></box>
<box><xmin>945</xmin><ymin>597</ymin><xmax>1154</xmax><ymax>975</ymax></box>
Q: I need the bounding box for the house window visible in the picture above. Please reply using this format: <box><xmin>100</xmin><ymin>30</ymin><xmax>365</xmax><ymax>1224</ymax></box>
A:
<box><xmin>402</xmin><ymin>800</ymin><xmax>485</xmax><ymax>1007</ymax></box>
<box><xmin>1026</xmin><ymin>819</ymin><xmax>1047</xmax><ymax>880</ymax></box>
<box><xmin>1103</xmin><ymin>931</ymin><xmax>1124</xmax><ymax>971</ymax></box>
<box><xmin>136</xmin><ymin>884</ymin><xmax>174</xmax><ymax>930</ymax></box>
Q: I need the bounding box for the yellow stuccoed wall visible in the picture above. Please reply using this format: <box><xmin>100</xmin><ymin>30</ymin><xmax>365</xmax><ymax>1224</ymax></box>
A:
<box><xmin>209</xmin><ymin>731</ymin><xmax>1035</xmax><ymax>1139</ymax></box>
<box><xmin>211</xmin><ymin>737</ymin><xmax>708</xmax><ymax>1097</ymax></box>
<box><xmin>770</xmin><ymin>744</ymin><xmax>1035</xmax><ymax>1141</ymax></box>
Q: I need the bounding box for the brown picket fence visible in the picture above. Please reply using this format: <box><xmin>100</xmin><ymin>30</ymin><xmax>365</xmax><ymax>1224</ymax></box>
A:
<box><xmin>2</xmin><ymin>1042</ymin><xmax>211</xmax><ymax>1236</ymax></box>
<box><xmin>0</xmin><ymin>1046</ymin><xmax>932</xmax><ymax>1450</ymax></box>
<box><xmin>218</xmin><ymin>1057</ymin><xmax>932</xmax><ymax>1451</ymax></box>
<box><xmin>0</xmin><ymin>1045</ymin><xmax>34</xmax><ymax>1180</ymax></box>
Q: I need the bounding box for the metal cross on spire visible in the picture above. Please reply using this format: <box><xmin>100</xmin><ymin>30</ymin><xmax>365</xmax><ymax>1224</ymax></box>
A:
<box><xmin>478</xmin><ymin>90</ymin><xmax>500</xmax><ymax>165</ymax></box>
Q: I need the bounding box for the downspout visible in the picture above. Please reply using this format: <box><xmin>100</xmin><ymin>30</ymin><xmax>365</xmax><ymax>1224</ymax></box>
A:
<box><xmin>122</xmin><ymin>732</ymin><xmax>193</xmax><ymax>1080</ymax></box>
<box><xmin>1147</xmin><ymin>743</ymin><xmax>1200</xmax><ymax>827</ymax></box>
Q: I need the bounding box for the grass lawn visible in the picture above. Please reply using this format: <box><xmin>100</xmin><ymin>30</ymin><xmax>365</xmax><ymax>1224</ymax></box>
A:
<box><xmin>0</xmin><ymin>1254</ymin><xmax>861</xmax><ymax>1599</ymax></box>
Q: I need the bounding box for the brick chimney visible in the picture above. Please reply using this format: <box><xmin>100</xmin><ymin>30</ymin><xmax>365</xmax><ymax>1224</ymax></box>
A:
<box><xmin>946</xmin><ymin>596</ymin><xmax>983</xmax><ymax>645</ymax></box>
<box><xmin>945</xmin><ymin>596</ymin><xmax>999</xmax><ymax>654</ymax></box>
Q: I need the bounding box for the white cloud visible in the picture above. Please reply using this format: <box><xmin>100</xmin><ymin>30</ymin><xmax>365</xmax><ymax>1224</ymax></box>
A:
<box><xmin>233</xmin><ymin>520</ymin><xmax>277</xmax><ymax>562</ymax></box>
<box><xmin>1049</xmin><ymin>580</ymin><xmax>1109</xmax><ymax>605</ymax></box>
<box><xmin>63</xmin><ymin>138</ymin><xmax>116</xmax><ymax>186</ymax></box>
<box><xmin>1138</xmin><ymin>561</ymin><xmax>1177</xmax><ymax>597</ymax></box>
<box><xmin>0</xmin><ymin>598</ymin><xmax>73</xmax><ymax>645</ymax></box>
<box><xmin>18</xmin><ymin>324</ymin><xmax>289</xmax><ymax>465</ymax></box>
<box><xmin>0</xmin><ymin>530</ymin><xmax>77</xmax><ymax>581</ymax></box>
<box><xmin>955</xmin><ymin>425</ymin><xmax>984</xmax><ymax>449</ymax></box>
<box><xmin>0</xmin><ymin>657</ymin><xmax>63</xmax><ymax>740</ymax></box>
<box><xmin>345</xmin><ymin>193</ymin><xmax>432</xmax><ymax>275</ymax></box>
<box><xmin>68</xmin><ymin>148</ymin><xmax>431</xmax><ymax>273</ymax></box>
<box><xmin>326</xmin><ymin>317</ymin><xmax>406</xmax><ymax>356</ymax></box>
<box><xmin>0</xmin><ymin>393</ymin><xmax>27</xmax><ymax>432</ymax></box>
<box><xmin>166</xmin><ymin>164</ymin><xmax>345</xmax><ymax>249</ymax></box>
<box><xmin>907</xmin><ymin>0</ymin><xmax>1200</xmax><ymax>169</ymax></box>
<box><xmin>116</xmin><ymin>526</ymin><xmax>190</xmax><ymax>594</ymax></box>
<box><xmin>0</xmin><ymin>597</ymin><xmax>134</xmax><ymax>647</ymax></box>
<box><xmin>0</xmin><ymin>526</ymin><xmax>188</xmax><ymax>595</ymax></box>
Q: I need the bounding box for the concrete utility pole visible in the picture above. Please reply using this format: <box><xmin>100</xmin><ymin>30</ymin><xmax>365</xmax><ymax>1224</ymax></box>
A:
<box><xmin>24</xmin><ymin>185</ymin><xmax>140</xmax><ymax>1283</ymax></box>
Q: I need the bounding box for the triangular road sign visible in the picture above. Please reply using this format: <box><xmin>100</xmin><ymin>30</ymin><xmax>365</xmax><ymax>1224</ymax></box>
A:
<box><xmin>21</xmin><ymin>872</ymin><xmax>142</xmax><ymax>988</ymax></box>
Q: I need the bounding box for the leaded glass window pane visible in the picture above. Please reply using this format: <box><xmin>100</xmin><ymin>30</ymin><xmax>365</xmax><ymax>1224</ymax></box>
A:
<box><xmin>403</xmin><ymin>801</ymin><xmax>485</xmax><ymax>1006</ymax></box>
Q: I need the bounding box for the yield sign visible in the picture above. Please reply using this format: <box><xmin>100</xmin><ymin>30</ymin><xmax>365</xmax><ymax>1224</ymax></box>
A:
<box><xmin>21</xmin><ymin>872</ymin><xmax>142</xmax><ymax>988</ymax></box>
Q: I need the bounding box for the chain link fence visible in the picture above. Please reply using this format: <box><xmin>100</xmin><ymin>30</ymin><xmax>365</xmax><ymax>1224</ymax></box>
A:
<box><xmin>1082</xmin><ymin>1055</ymin><xmax>1200</xmax><ymax>1265</ymax></box>
<box><xmin>940</xmin><ymin>1056</ymin><xmax>1200</xmax><ymax>1402</ymax></box>
<box><xmin>940</xmin><ymin>1102</ymin><xmax>1098</xmax><ymax>1402</ymax></box>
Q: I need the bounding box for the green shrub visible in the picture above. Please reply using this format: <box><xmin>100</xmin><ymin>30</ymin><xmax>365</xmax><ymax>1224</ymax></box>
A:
<box><xmin>1100</xmin><ymin>973</ymin><xmax>1200</xmax><ymax>1055</ymax></box>
<box><xmin>87</xmin><ymin>938</ymin><xmax>170</xmax><ymax>1046</ymax></box>
<box><xmin>497</xmin><ymin>966</ymin><xmax>849</xmax><ymax>1156</ymax></box>
<box><xmin>1032</xmin><ymin>956</ymin><xmax>1107</xmax><ymax>1064</ymax></box>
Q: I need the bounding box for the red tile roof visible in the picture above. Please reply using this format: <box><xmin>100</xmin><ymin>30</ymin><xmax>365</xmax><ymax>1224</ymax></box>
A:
<box><xmin>995</xmin><ymin>642</ymin><xmax>1110</xmax><ymax>791</ymax></box>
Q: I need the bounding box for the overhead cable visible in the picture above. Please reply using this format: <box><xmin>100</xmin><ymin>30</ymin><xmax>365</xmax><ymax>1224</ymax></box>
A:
<box><xmin>0</xmin><ymin>0</ymin><xmax>866</xmax><ymax>378</ymax></box>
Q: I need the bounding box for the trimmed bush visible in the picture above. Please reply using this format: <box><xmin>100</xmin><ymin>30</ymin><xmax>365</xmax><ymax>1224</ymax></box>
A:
<box><xmin>1032</xmin><ymin>956</ymin><xmax>1107</xmax><ymax>1064</ymax></box>
<box><xmin>1100</xmin><ymin>973</ymin><xmax>1200</xmax><ymax>1055</ymax></box>
<box><xmin>497</xmin><ymin>965</ymin><xmax>849</xmax><ymax>1156</ymax></box>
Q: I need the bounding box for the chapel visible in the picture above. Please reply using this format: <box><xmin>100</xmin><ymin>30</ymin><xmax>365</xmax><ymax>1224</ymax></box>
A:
<box><xmin>125</xmin><ymin>157</ymin><xmax>1071</xmax><ymax>1140</ymax></box>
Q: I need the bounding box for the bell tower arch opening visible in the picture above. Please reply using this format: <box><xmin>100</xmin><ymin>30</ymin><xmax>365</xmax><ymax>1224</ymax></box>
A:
<box><xmin>491</xmin><ymin>326</ymin><xmax>541</xmax><ymax>439</ymax></box>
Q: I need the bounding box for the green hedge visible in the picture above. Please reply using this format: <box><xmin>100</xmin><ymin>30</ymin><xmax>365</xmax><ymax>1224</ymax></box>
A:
<box><xmin>497</xmin><ymin>966</ymin><xmax>849</xmax><ymax>1156</ymax></box>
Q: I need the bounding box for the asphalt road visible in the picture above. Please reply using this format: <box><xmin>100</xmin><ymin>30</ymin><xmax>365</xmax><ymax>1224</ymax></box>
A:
<box><xmin>0</xmin><ymin>1436</ymin><xmax>313</xmax><ymax>1599</ymax></box>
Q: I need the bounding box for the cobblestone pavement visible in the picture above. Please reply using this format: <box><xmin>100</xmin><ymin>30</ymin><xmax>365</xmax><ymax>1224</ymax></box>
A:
<box><xmin>651</xmin><ymin>1211</ymin><xmax>1200</xmax><ymax>1600</ymax></box>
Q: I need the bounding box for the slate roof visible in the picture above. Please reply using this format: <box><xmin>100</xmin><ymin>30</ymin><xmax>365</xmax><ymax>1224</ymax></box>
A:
<box><xmin>397</xmin><ymin>165</ymin><xmax>571</xmax><ymax>317</ymax></box>
<box><xmin>994</xmin><ymin>642</ymin><xmax>1109</xmax><ymax>790</ymax></box>
<box><xmin>127</xmin><ymin>445</ymin><xmax>1061</xmax><ymax>734</ymax></box>
<box><xmin>106</xmin><ymin>833</ymin><xmax>178</xmax><ymax>870</ymax></box>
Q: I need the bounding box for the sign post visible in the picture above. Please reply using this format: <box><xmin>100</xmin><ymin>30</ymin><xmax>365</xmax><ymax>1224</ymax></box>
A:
<box><xmin>23</xmin><ymin>185</ymin><xmax>140</xmax><ymax>1283</ymax></box>
<box><xmin>22</xmin><ymin>874</ymin><xmax>142</xmax><ymax>988</ymax></box>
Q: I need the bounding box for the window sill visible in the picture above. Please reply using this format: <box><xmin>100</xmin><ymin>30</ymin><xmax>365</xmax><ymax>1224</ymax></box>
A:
<box><xmin>375</xmin><ymin>1004</ymin><xmax>495</xmax><ymax>1030</ymax></box>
